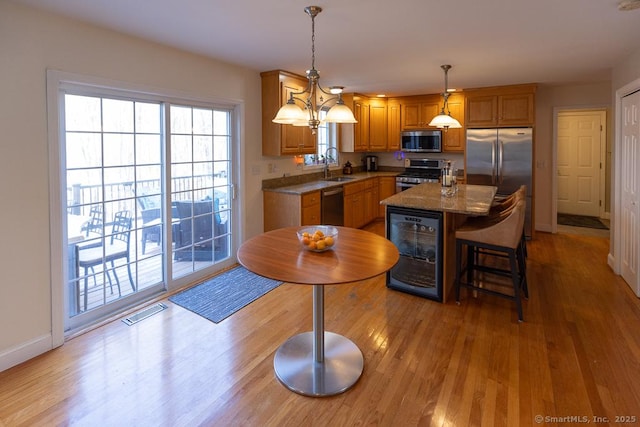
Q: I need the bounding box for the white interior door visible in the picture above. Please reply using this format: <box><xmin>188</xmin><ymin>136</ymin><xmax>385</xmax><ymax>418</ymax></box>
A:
<box><xmin>620</xmin><ymin>91</ymin><xmax>640</xmax><ymax>293</ymax></box>
<box><xmin>557</xmin><ymin>110</ymin><xmax>606</xmax><ymax>217</ymax></box>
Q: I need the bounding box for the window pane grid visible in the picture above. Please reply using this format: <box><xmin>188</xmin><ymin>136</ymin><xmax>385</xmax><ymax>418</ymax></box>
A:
<box><xmin>170</xmin><ymin>104</ymin><xmax>231</xmax><ymax>279</ymax></box>
<box><xmin>65</xmin><ymin>94</ymin><xmax>164</xmax><ymax>317</ymax></box>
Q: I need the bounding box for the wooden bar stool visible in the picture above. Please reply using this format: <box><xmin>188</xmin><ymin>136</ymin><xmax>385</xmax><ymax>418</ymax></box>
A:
<box><xmin>454</xmin><ymin>199</ymin><xmax>528</xmax><ymax>321</ymax></box>
<box><xmin>491</xmin><ymin>185</ymin><xmax>528</xmax><ymax>259</ymax></box>
<box><xmin>475</xmin><ymin>185</ymin><xmax>528</xmax><ymax>264</ymax></box>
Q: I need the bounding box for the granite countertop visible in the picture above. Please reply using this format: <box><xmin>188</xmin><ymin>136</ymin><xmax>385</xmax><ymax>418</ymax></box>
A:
<box><xmin>263</xmin><ymin>171</ymin><xmax>400</xmax><ymax>195</ymax></box>
<box><xmin>380</xmin><ymin>183</ymin><xmax>497</xmax><ymax>216</ymax></box>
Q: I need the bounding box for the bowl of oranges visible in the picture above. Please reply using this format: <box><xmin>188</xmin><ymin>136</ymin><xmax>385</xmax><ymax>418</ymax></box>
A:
<box><xmin>297</xmin><ymin>226</ymin><xmax>338</xmax><ymax>252</ymax></box>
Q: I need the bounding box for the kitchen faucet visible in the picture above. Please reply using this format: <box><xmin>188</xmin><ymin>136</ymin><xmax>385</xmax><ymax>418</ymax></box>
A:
<box><xmin>324</xmin><ymin>147</ymin><xmax>339</xmax><ymax>179</ymax></box>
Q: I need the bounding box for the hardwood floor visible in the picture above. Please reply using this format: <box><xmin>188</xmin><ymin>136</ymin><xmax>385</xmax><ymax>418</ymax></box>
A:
<box><xmin>1</xmin><ymin>223</ymin><xmax>639</xmax><ymax>426</ymax></box>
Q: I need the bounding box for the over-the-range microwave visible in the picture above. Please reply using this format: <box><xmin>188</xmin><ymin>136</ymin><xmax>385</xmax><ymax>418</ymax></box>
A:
<box><xmin>400</xmin><ymin>130</ymin><xmax>442</xmax><ymax>153</ymax></box>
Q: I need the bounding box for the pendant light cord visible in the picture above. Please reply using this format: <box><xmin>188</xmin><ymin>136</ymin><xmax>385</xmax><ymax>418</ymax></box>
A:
<box><xmin>310</xmin><ymin>12</ymin><xmax>316</xmax><ymax>71</ymax></box>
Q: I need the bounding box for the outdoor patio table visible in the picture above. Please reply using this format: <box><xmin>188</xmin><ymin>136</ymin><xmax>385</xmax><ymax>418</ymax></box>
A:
<box><xmin>237</xmin><ymin>226</ymin><xmax>399</xmax><ymax>397</ymax></box>
<box><xmin>67</xmin><ymin>214</ymin><xmax>90</xmax><ymax>315</ymax></box>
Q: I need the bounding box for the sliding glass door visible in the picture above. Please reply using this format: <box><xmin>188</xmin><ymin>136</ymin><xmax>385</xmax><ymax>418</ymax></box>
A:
<box><xmin>60</xmin><ymin>87</ymin><xmax>235</xmax><ymax>330</ymax></box>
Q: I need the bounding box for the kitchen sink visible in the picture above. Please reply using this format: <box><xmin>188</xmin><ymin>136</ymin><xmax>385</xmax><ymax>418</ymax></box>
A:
<box><xmin>324</xmin><ymin>176</ymin><xmax>355</xmax><ymax>182</ymax></box>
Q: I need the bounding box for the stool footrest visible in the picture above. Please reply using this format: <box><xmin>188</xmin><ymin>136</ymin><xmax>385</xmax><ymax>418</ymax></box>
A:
<box><xmin>456</xmin><ymin>280</ymin><xmax>518</xmax><ymax>301</ymax></box>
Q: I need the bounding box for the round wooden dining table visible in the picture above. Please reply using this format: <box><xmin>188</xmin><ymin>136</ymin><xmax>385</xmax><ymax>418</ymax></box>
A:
<box><xmin>237</xmin><ymin>226</ymin><xmax>399</xmax><ymax>397</ymax></box>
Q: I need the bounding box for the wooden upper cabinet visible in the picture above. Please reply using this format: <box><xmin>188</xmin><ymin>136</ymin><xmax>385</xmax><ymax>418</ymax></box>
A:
<box><xmin>442</xmin><ymin>93</ymin><xmax>465</xmax><ymax>152</ymax></box>
<box><xmin>465</xmin><ymin>84</ymin><xmax>536</xmax><ymax>128</ymax></box>
<box><xmin>263</xmin><ymin>70</ymin><xmax>537</xmax><ymax>156</ymax></box>
<box><xmin>354</xmin><ymin>95</ymin><xmax>370</xmax><ymax>151</ymax></box>
<box><xmin>261</xmin><ymin>70</ymin><xmax>316</xmax><ymax>156</ymax></box>
<box><xmin>387</xmin><ymin>99</ymin><xmax>401</xmax><ymax>151</ymax></box>
<box><xmin>401</xmin><ymin>95</ymin><xmax>441</xmax><ymax>129</ymax></box>
<box><xmin>369</xmin><ymin>98</ymin><xmax>388</xmax><ymax>151</ymax></box>
<box><xmin>499</xmin><ymin>93</ymin><xmax>535</xmax><ymax>125</ymax></box>
<box><xmin>342</xmin><ymin>94</ymin><xmax>383</xmax><ymax>152</ymax></box>
<box><xmin>465</xmin><ymin>95</ymin><xmax>497</xmax><ymax>127</ymax></box>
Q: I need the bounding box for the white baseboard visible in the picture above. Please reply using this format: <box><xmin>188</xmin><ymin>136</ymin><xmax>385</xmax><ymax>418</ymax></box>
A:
<box><xmin>0</xmin><ymin>334</ymin><xmax>53</xmax><ymax>373</ymax></box>
<box><xmin>536</xmin><ymin>223</ymin><xmax>552</xmax><ymax>233</ymax></box>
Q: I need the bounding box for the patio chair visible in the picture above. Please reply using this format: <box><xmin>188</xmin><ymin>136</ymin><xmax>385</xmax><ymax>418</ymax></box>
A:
<box><xmin>84</xmin><ymin>205</ymin><xmax>103</xmax><ymax>237</ymax></box>
<box><xmin>173</xmin><ymin>198</ymin><xmax>227</xmax><ymax>261</ymax></box>
<box><xmin>75</xmin><ymin>205</ymin><xmax>104</xmax><ymax>289</ymax></box>
<box><xmin>137</xmin><ymin>190</ymin><xmax>162</xmax><ymax>254</ymax></box>
<box><xmin>77</xmin><ymin>210</ymin><xmax>136</xmax><ymax>311</ymax></box>
<box><xmin>136</xmin><ymin>189</ymin><xmax>180</xmax><ymax>254</ymax></box>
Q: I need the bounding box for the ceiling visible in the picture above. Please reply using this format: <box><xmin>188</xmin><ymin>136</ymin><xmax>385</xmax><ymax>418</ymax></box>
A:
<box><xmin>12</xmin><ymin>0</ymin><xmax>640</xmax><ymax>96</ymax></box>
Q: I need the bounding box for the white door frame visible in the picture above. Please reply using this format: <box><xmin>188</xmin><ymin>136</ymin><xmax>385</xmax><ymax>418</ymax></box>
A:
<box><xmin>551</xmin><ymin>105</ymin><xmax>608</xmax><ymax>233</ymax></box>
<box><xmin>46</xmin><ymin>70</ymin><xmax>242</xmax><ymax>343</ymax></box>
<box><xmin>611</xmin><ymin>77</ymin><xmax>640</xmax><ymax>275</ymax></box>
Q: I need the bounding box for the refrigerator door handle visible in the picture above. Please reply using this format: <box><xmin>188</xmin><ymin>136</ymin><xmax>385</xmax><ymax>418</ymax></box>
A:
<box><xmin>491</xmin><ymin>141</ymin><xmax>497</xmax><ymax>185</ymax></box>
<box><xmin>497</xmin><ymin>139</ymin><xmax>504</xmax><ymax>184</ymax></box>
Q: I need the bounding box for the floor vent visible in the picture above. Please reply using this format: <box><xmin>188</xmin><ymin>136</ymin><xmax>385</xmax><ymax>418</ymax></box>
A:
<box><xmin>122</xmin><ymin>303</ymin><xmax>168</xmax><ymax>326</ymax></box>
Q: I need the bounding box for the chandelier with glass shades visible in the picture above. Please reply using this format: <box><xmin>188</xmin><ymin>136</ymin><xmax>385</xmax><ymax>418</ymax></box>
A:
<box><xmin>272</xmin><ymin>6</ymin><xmax>357</xmax><ymax>133</ymax></box>
<box><xmin>429</xmin><ymin>64</ymin><xmax>462</xmax><ymax>131</ymax></box>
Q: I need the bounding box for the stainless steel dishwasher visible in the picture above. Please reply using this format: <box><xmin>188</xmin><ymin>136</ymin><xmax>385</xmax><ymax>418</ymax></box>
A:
<box><xmin>321</xmin><ymin>187</ymin><xmax>344</xmax><ymax>226</ymax></box>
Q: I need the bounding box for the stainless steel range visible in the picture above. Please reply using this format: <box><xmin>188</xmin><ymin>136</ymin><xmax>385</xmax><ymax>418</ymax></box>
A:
<box><xmin>395</xmin><ymin>158</ymin><xmax>445</xmax><ymax>192</ymax></box>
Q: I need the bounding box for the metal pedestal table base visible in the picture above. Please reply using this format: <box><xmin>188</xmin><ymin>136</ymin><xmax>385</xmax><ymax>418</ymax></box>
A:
<box><xmin>274</xmin><ymin>331</ymin><xmax>364</xmax><ymax>397</ymax></box>
<box><xmin>273</xmin><ymin>284</ymin><xmax>364</xmax><ymax>397</ymax></box>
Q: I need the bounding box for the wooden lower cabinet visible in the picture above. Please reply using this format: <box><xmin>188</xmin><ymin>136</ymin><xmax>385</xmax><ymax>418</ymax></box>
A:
<box><xmin>301</xmin><ymin>191</ymin><xmax>321</xmax><ymax>225</ymax></box>
<box><xmin>265</xmin><ymin>176</ymin><xmax>394</xmax><ymax>233</ymax></box>
<box><xmin>263</xmin><ymin>190</ymin><xmax>320</xmax><ymax>231</ymax></box>
<box><xmin>364</xmin><ymin>178</ymin><xmax>379</xmax><ymax>225</ymax></box>
<box><xmin>344</xmin><ymin>178</ymin><xmax>380</xmax><ymax>228</ymax></box>
<box><xmin>378</xmin><ymin>176</ymin><xmax>396</xmax><ymax>217</ymax></box>
<box><xmin>344</xmin><ymin>181</ymin><xmax>366</xmax><ymax>228</ymax></box>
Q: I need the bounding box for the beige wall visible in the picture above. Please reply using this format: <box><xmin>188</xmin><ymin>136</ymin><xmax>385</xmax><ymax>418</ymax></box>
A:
<box><xmin>534</xmin><ymin>82</ymin><xmax>612</xmax><ymax>231</ymax></box>
<box><xmin>613</xmin><ymin>48</ymin><xmax>640</xmax><ymax>91</ymax></box>
<box><xmin>0</xmin><ymin>2</ymin><xmax>265</xmax><ymax>370</ymax></box>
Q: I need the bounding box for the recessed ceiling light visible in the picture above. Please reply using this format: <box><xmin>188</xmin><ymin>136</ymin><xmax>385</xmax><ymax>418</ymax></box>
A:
<box><xmin>618</xmin><ymin>0</ymin><xmax>640</xmax><ymax>11</ymax></box>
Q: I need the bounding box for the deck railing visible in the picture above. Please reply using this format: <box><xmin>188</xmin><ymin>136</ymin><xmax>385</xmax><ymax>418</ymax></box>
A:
<box><xmin>68</xmin><ymin>174</ymin><xmax>224</xmax><ymax>220</ymax></box>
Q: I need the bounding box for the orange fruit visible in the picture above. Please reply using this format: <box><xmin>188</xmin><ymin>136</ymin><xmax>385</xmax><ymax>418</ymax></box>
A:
<box><xmin>324</xmin><ymin>236</ymin><xmax>334</xmax><ymax>247</ymax></box>
<box><xmin>308</xmin><ymin>241</ymin><xmax>317</xmax><ymax>250</ymax></box>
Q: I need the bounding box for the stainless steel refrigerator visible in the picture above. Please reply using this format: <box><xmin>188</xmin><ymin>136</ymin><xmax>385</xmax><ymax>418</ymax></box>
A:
<box><xmin>466</xmin><ymin>128</ymin><xmax>533</xmax><ymax>237</ymax></box>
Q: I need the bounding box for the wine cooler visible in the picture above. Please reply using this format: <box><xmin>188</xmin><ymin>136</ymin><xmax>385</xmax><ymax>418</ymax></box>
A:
<box><xmin>386</xmin><ymin>206</ymin><xmax>443</xmax><ymax>301</ymax></box>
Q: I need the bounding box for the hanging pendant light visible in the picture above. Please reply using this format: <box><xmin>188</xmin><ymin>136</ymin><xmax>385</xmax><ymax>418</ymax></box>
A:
<box><xmin>272</xmin><ymin>6</ymin><xmax>357</xmax><ymax>133</ymax></box>
<box><xmin>429</xmin><ymin>64</ymin><xmax>462</xmax><ymax>131</ymax></box>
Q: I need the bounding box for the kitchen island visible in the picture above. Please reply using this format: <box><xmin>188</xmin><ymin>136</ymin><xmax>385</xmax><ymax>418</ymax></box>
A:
<box><xmin>380</xmin><ymin>183</ymin><xmax>497</xmax><ymax>303</ymax></box>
